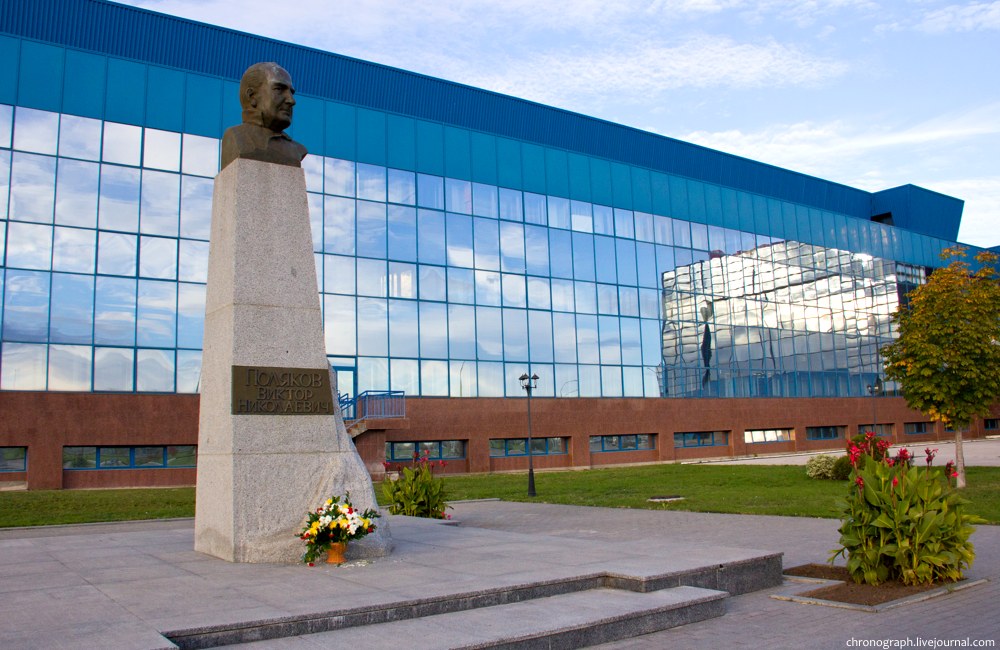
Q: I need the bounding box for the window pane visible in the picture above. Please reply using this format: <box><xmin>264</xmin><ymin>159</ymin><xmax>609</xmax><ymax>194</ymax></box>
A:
<box><xmin>5</xmin><ymin>222</ymin><xmax>53</xmax><ymax>269</ymax></box>
<box><xmin>0</xmin><ymin>342</ymin><xmax>47</xmax><ymax>389</ymax></box>
<box><xmin>388</xmin><ymin>168</ymin><xmax>416</xmax><ymax>205</ymax></box>
<box><xmin>137</xmin><ymin>348</ymin><xmax>175</xmax><ymax>392</ymax></box>
<box><xmin>99</xmin><ymin>447</ymin><xmax>131</xmax><ymax>468</ymax></box>
<box><xmin>167</xmin><ymin>445</ymin><xmax>197</xmax><ymax>467</ymax></box>
<box><xmin>10</xmin><ymin>152</ymin><xmax>56</xmax><ymax>223</ymax></box>
<box><xmin>93</xmin><ymin>347</ymin><xmax>134</xmax><ymax>391</ymax></box>
<box><xmin>2</xmin><ymin>270</ymin><xmax>50</xmax><ymax>341</ymax></box>
<box><xmin>140</xmin><ymin>170</ymin><xmax>180</xmax><ymax>236</ymax></box>
<box><xmin>99</xmin><ymin>165</ymin><xmax>140</xmax><ymax>231</ymax></box>
<box><xmin>49</xmin><ymin>273</ymin><xmax>94</xmax><ymax>344</ymax></box>
<box><xmin>139</xmin><ymin>236</ymin><xmax>177</xmax><ymax>280</ymax></box>
<box><xmin>143</xmin><ymin>129</ymin><xmax>181</xmax><ymax>171</ymax></box>
<box><xmin>387</xmin><ymin>205</ymin><xmax>417</xmax><ymax>262</ymax></box>
<box><xmin>13</xmin><ymin>107</ymin><xmax>58</xmax><ymax>155</ymax></box>
<box><xmin>177</xmin><ymin>282</ymin><xmax>206</xmax><ymax>349</ymax></box>
<box><xmin>356</xmin><ymin>163</ymin><xmax>386</xmax><ymax>202</ymax></box>
<box><xmin>325</xmin><ymin>158</ymin><xmax>355</xmax><ymax>197</ymax></box>
<box><xmin>55</xmin><ymin>159</ymin><xmax>99</xmax><ymax>227</ymax></box>
<box><xmin>137</xmin><ymin>280</ymin><xmax>177</xmax><ymax>347</ymax></box>
<box><xmin>64</xmin><ymin>446</ymin><xmax>97</xmax><ymax>469</ymax></box>
<box><xmin>58</xmin><ymin>114</ymin><xmax>102</xmax><ymax>161</ymax></box>
<box><xmin>103</xmin><ymin>123</ymin><xmax>142</xmax><ymax>166</ymax></box>
<box><xmin>181</xmin><ymin>134</ymin><xmax>219</xmax><ymax>177</ymax></box>
<box><xmin>94</xmin><ymin>277</ymin><xmax>136</xmax><ymax>345</ymax></box>
<box><xmin>177</xmin><ymin>239</ymin><xmax>209</xmax><ymax>283</ymax></box>
<box><xmin>176</xmin><ymin>349</ymin><xmax>202</xmax><ymax>393</ymax></box>
<box><xmin>180</xmin><ymin>176</ymin><xmax>213</xmax><ymax>240</ymax></box>
<box><xmin>135</xmin><ymin>446</ymin><xmax>165</xmax><ymax>467</ymax></box>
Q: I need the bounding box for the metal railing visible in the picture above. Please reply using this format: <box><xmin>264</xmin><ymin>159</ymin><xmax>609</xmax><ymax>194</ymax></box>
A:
<box><xmin>339</xmin><ymin>390</ymin><xmax>405</xmax><ymax>423</ymax></box>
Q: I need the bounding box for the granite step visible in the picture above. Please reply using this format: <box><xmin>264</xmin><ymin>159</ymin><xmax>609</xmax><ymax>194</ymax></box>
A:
<box><xmin>214</xmin><ymin>585</ymin><xmax>727</xmax><ymax>649</ymax></box>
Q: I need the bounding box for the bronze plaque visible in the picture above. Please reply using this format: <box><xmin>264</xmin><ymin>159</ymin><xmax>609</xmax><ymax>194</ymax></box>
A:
<box><xmin>231</xmin><ymin>366</ymin><xmax>335</xmax><ymax>415</ymax></box>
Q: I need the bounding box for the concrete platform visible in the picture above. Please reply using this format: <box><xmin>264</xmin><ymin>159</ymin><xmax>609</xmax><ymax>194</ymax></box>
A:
<box><xmin>0</xmin><ymin>509</ymin><xmax>781</xmax><ymax>649</ymax></box>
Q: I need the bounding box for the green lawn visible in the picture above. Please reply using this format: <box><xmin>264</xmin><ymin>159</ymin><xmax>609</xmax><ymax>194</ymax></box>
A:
<box><xmin>1</xmin><ymin>465</ymin><xmax>998</xmax><ymax>528</ymax></box>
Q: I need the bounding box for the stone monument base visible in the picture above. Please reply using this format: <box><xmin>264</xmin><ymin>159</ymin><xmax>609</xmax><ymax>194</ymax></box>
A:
<box><xmin>194</xmin><ymin>158</ymin><xmax>391</xmax><ymax>563</ymax></box>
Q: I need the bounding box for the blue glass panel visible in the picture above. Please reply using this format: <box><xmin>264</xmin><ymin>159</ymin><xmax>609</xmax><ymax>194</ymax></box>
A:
<box><xmin>93</xmin><ymin>347</ymin><xmax>133</xmax><ymax>391</ymax></box>
<box><xmin>610</xmin><ymin>163</ymin><xmax>632</xmax><ymax>209</ymax></box>
<box><xmin>323</xmin><ymin>294</ymin><xmax>355</xmax><ymax>356</ymax></box>
<box><xmin>177</xmin><ymin>282</ymin><xmax>205</xmax><ymax>349</ymax></box>
<box><xmin>594</xmin><ymin>236</ymin><xmax>617</xmax><ymax>284</ymax></box>
<box><xmin>502</xmin><ymin>308</ymin><xmax>528</xmax><ymax>361</ymax></box>
<box><xmin>473</xmin><ymin>217</ymin><xmax>499</xmax><ymax>270</ymax></box>
<box><xmin>496</xmin><ymin>137</ymin><xmax>522</xmax><ymax>189</ymax></box>
<box><xmin>419</xmin><ymin>301</ymin><xmax>448</xmax><ymax>358</ymax></box>
<box><xmin>470</xmin><ymin>132</ymin><xmax>497</xmax><ymax>185</ymax></box>
<box><xmin>105</xmin><ymin>59</ymin><xmax>145</xmax><ymax>125</ymax></box>
<box><xmin>576</xmin><ymin>314</ymin><xmax>600</xmax><ymax>364</ymax></box>
<box><xmin>686</xmin><ymin>180</ymin><xmax>707</xmax><ymax>223</ymax></box>
<box><xmin>415</xmin><ymin>120</ymin><xmax>444</xmax><ymax>175</ymax></box>
<box><xmin>417</xmin><ymin>209</ymin><xmax>445</xmax><ymax>265</ymax></box>
<box><xmin>323</xmin><ymin>196</ymin><xmax>355</xmax><ymax>255</ymax></box>
<box><xmin>447</xmin><ymin>267</ymin><xmax>474</xmax><ymax>304</ymax></box>
<box><xmin>599</xmin><ymin>315</ymin><xmax>622</xmax><ymax>364</ymax></box>
<box><xmin>0</xmin><ymin>37</ymin><xmax>18</xmax><ymax>104</ymax></box>
<box><xmin>10</xmin><ymin>152</ymin><xmax>55</xmax><ymax>223</ymax></box>
<box><xmin>3</xmin><ymin>270</ymin><xmax>49</xmax><ymax>341</ymax></box>
<box><xmin>388</xmin><ymin>168</ymin><xmax>416</xmax><ymax>205</ymax></box>
<box><xmin>521</xmin><ymin>143</ymin><xmax>545</xmax><ymax>194</ymax></box>
<box><xmin>357</xmin><ymin>108</ymin><xmax>386</xmax><ymax>165</ymax></box>
<box><xmin>137</xmin><ymin>348</ymin><xmax>174</xmax><ymax>392</ymax></box>
<box><xmin>287</xmin><ymin>94</ymin><xmax>322</xmax><ymax>154</ymax></box>
<box><xmin>548</xmin><ymin>229</ymin><xmax>573</xmax><ymax>279</ymax></box>
<box><xmin>325</xmin><ymin>102</ymin><xmax>357</xmax><ymax>161</ymax></box>
<box><xmin>567</xmin><ymin>152</ymin><xmax>591</xmax><ymax>201</ymax></box>
<box><xmin>446</xmin><ymin>178</ymin><xmax>472</xmax><ymax>214</ymax></box>
<box><xmin>523</xmin><ymin>192</ymin><xmax>546</xmax><ymax>225</ymax></box>
<box><xmin>552</xmin><ymin>312</ymin><xmax>577</xmax><ymax>363</ymax></box>
<box><xmin>631</xmin><ymin>168</ymin><xmax>652</xmax><ymax>213</ymax></box>
<box><xmin>63</xmin><ymin>51</ymin><xmax>106</xmax><ymax>119</ymax></box>
<box><xmin>356</xmin><ymin>200</ymin><xmax>386</xmax><ymax>258</ymax></box>
<box><xmin>136</xmin><ymin>280</ymin><xmax>176</xmax><ymax>347</ymax></box>
<box><xmin>571</xmin><ymin>232</ymin><xmax>595</xmax><ymax>281</ymax></box>
<box><xmin>389</xmin><ymin>299</ymin><xmax>419</xmax><ymax>357</ymax></box>
<box><xmin>357</xmin><ymin>297</ymin><xmax>388</xmax><ymax>355</ymax></box>
<box><xmin>620</xmin><ymin>318</ymin><xmax>642</xmax><ymax>365</ymax></box>
<box><xmin>613</xmin><ymin>208</ymin><xmax>633</xmax><ymax>239</ymax></box>
<box><xmin>650</xmin><ymin>172</ymin><xmax>671</xmax><ymax>216</ymax></box>
<box><xmin>476</xmin><ymin>306</ymin><xmax>502</xmax><ymax>360</ymax></box>
<box><xmin>547</xmin><ymin>196</ymin><xmax>570</xmax><ymax>229</ymax></box>
<box><xmin>475</xmin><ymin>270</ymin><xmax>501</xmax><ymax>306</ymax></box>
<box><xmin>446</xmin><ymin>212</ymin><xmax>473</xmax><ymax>267</ymax></box>
<box><xmin>528</xmin><ymin>310</ymin><xmax>553</xmax><ymax>362</ymax></box>
<box><xmin>616</xmin><ymin>238</ymin><xmax>638</xmax><ymax>287</ymax></box>
<box><xmin>49</xmin><ymin>274</ymin><xmax>94</xmax><ymax>344</ymax></box>
<box><xmin>444</xmin><ymin>128</ymin><xmax>474</xmax><ymax>185</ymax></box>
<box><xmin>387</xmin><ymin>115</ymin><xmax>416</xmax><ymax>171</ymax></box>
<box><xmin>18</xmin><ymin>41</ymin><xmax>63</xmax><ymax>111</ymax></box>
<box><xmin>387</xmin><ymin>205</ymin><xmax>417</xmax><ymax>262</ymax></box>
<box><xmin>550</xmin><ymin>278</ymin><xmax>574</xmax><ymax>312</ymax></box>
<box><xmin>94</xmin><ymin>277</ymin><xmax>136</xmax><ymax>346</ymax></box>
<box><xmin>448</xmin><ymin>304</ymin><xmax>476</xmax><ymax>359</ymax></box>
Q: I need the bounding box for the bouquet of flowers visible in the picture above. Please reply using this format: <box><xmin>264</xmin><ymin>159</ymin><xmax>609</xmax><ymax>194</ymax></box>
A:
<box><xmin>298</xmin><ymin>494</ymin><xmax>380</xmax><ymax>564</ymax></box>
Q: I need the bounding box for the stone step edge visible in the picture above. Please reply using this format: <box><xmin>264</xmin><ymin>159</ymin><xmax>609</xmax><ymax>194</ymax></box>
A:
<box><xmin>164</xmin><ymin>554</ymin><xmax>780</xmax><ymax>649</ymax></box>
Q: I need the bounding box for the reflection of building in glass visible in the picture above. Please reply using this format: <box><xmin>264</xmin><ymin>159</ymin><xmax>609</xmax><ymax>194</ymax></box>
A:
<box><xmin>661</xmin><ymin>240</ymin><xmax>925</xmax><ymax>398</ymax></box>
<box><xmin>0</xmin><ymin>0</ymin><xmax>994</xmax><ymax>490</ymax></box>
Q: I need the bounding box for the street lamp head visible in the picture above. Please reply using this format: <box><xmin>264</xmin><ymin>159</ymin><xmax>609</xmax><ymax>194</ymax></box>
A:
<box><xmin>530</xmin><ymin>373</ymin><xmax>539</xmax><ymax>381</ymax></box>
<box><xmin>518</xmin><ymin>373</ymin><xmax>529</xmax><ymax>382</ymax></box>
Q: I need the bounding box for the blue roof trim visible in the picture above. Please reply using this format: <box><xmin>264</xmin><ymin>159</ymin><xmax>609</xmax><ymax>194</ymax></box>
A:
<box><xmin>0</xmin><ymin>0</ymin><xmax>963</xmax><ymax>237</ymax></box>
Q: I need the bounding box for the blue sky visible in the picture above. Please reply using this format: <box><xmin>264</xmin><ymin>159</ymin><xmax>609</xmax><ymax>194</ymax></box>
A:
<box><xmin>122</xmin><ymin>0</ymin><xmax>999</xmax><ymax>247</ymax></box>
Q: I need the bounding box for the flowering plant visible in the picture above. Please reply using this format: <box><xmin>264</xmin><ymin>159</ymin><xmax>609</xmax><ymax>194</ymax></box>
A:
<box><xmin>298</xmin><ymin>494</ymin><xmax>380</xmax><ymax>564</ymax></box>
<box><xmin>382</xmin><ymin>451</ymin><xmax>451</xmax><ymax>520</ymax></box>
<box><xmin>830</xmin><ymin>432</ymin><xmax>982</xmax><ymax>585</ymax></box>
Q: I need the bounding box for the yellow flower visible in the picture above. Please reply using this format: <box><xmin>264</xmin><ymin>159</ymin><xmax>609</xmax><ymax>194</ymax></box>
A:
<box><xmin>325</xmin><ymin>498</ymin><xmax>333</xmax><ymax>506</ymax></box>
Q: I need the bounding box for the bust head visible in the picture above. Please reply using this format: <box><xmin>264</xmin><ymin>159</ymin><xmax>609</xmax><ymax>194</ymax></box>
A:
<box><xmin>239</xmin><ymin>62</ymin><xmax>296</xmax><ymax>132</ymax></box>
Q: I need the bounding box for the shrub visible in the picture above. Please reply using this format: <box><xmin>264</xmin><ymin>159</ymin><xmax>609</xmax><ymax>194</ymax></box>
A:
<box><xmin>805</xmin><ymin>454</ymin><xmax>837</xmax><ymax>480</ymax></box>
<box><xmin>381</xmin><ymin>453</ymin><xmax>451</xmax><ymax>519</ymax></box>
<box><xmin>830</xmin><ymin>435</ymin><xmax>983</xmax><ymax>585</ymax></box>
<box><xmin>831</xmin><ymin>455</ymin><xmax>853</xmax><ymax>481</ymax></box>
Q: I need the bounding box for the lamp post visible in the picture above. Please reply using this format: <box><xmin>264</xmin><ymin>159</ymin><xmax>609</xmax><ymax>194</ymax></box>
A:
<box><xmin>519</xmin><ymin>372</ymin><xmax>539</xmax><ymax>497</ymax></box>
<box><xmin>866</xmin><ymin>376</ymin><xmax>883</xmax><ymax>434</ymax></box>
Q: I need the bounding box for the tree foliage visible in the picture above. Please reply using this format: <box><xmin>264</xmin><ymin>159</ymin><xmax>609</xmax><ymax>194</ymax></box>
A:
<box><xmin>881</xmin><ymin>247</ymin><xmax>1000</xmax><ymax>486</ymax></box>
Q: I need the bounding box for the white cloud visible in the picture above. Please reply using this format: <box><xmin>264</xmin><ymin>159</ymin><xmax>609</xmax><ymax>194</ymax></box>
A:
<box><xmin>459</xmin><ymin>36</ymin><xmax>848</xmax><ymax>111</ymax></box>
<box><xmin>915</xmin><ymin>1</ymin><xmax>1000</xmax><ymax>32</ymax></box>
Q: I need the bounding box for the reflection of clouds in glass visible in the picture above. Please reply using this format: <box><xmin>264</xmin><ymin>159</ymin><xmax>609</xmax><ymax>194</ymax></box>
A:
<box><xmin>94</xmin><ymin>277</ymin><xmax>137</xmax><ymax>346</ymax></box>
<box><xmin>140</xmin><ymin>170</ymin><xmax>180</xmax><ymax>236</ymax></box>
<box><xmin>137</xmin><ymin>280</ymin><xmax>177</xmax><ymax>347</ymax></box>
<box><xmin>143</xmin><ymin>129</ymin><xmax>181</xmax><ymax>171</ymax></box>
<box><xmin>59</xmin><ymin>115</ymin><xmax>102</xmax><ymax>161</ymax></box>
<box><xmin>98</xmin><ymin>165</ymin><xmax>140</xmax><ymax>231</ymax></box>
<box><xmin>6</xmin><ymin>222</ymin><xmax>53</xmax><ymax>270</ymax></box>
<box><xmin>180</xmin><ymin>175</ymin><xmax>213</xmax><ymax>240</ymax></box>
<box><xmin>102</xmin><ymin>122</ymin><xmax>141</xmax><ymax>166</ymax></box>
<box><xmin>178</xmin><ymin>239</ymin><xmax>209</xmax><ymax>283</ymax></box>
<box><xmin>2</xmin><ymin>271</ymin><xmax>50</xmax><ymax>342</ymax></box>
<box><xmin>93</xmin><ymin>347</ymin><xmax>134</xmax><ymax>391</ymax></box>
<box><xmin>97</xmin><ymin>232</ymin><xmax>137</xmax><ymax>276</ymax></box>
<box><xmin>181</xmin><ymin>134</ymin><xmax>219</xmax><ymax>177</ymax></box>
<box><xmin>137</xmin><ymin>348</ymin><xmax>174</xmax><ymax>392</ymax></box>
<box><xmin>10</xmin><ymin>152</ymin><xmax>56</xmax><ymax>223</ymax></box>
<box><xmin>56</xmin><ymin>159</ymin><xmax>100</xmax><ymax>227</ymax></box>
<box><xmin>176</xmin><ymin>349</ymin><xmax>202</xmax><ymax>393</ymax></box>
<box><xmin>0</xmin><ymin>104</ymin><xmax>12</xmax><ymax>148</ymax></box>
<box><xmin>139</xmin><ymin>236</ymin><xmax>177</xmax><ymax>280</ymax></box>
<box><xmin>176</xmin><ymin>283</ymin><xmax>206</xmax><ymax>349</ymax></box>
<box><xmin>13</xmin><ymin>107</ymin><xmax>59</xmax><ymax>155</ymax></box>
<box><xmin>48</xmin><ymin>344</ymin><xmax>92</xmax><ymax>391</ymax></box>
<box><xmin>1</xmin><ymin>342</ymin><xmax>47</xmax><ymax>390</ymax></box>
<box><xmin>49</xmin><ymin>273</ymin><xmax>94</xmax><ymax>344</ymax></box>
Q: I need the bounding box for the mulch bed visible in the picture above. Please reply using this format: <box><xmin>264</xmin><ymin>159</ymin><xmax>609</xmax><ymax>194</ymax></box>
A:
<box><xmin>784</xmin><ymin>564</ymin><xmax>955</xmax><ymax>606</ymax></box>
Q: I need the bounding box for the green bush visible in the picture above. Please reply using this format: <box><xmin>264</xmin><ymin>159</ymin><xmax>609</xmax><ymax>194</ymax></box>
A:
<box><xmin>805</xmin><ymin>454</ymin><xmax>837</xmax><ymax>480</ymax></box>
<box><xmin>381</xmin><ymin>455</ymin><xmax>451</xmax><ymax>519</ymax></box>
<box><xmin>831</xmin><ymin>455</ymin><xmax>853</xmax><ymax>481</ymax></box>
<box><xmin>830</xmin><ymin>434</ymin><xmax>983</xmax><ymax>585</ymax></box>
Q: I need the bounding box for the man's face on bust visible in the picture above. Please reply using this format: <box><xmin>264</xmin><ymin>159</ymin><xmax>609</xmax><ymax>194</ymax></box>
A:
<box><xmin>254</xmin><ymin>67</ymin><xmax>296</xmax><ymax>132</ymax></box>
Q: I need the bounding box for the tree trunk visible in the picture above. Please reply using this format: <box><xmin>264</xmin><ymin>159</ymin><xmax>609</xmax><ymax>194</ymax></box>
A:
<box><xmin>954</xmin><ymin>429</ymin><xmax>967</xmax><ymax>488</ymax></box>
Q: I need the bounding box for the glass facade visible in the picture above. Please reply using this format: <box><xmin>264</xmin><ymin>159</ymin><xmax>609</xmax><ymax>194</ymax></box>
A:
<box><xmin>0</xmin><ymin>22</ymin><xmax>969</xmax><ymax>405</ymax></box>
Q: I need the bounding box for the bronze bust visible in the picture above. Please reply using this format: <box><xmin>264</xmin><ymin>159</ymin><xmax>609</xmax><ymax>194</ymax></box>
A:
<box><xmin>221</xmin><ymin>62</ymin><xmax>308</xmax><ymax>169</ymax></box>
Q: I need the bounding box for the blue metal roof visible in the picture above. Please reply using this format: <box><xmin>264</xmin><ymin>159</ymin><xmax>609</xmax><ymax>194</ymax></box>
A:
<box><xmin>0</xmin><ymin>0</ymin><xmax>964</xmax><ymax>239</ymax></box>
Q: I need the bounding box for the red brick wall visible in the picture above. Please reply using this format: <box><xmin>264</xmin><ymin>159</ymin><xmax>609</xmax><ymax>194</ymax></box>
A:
<box><xmin>2</xmin><ymin>391</ymin><xmax>996</xmax><ymax>489</ymax></box>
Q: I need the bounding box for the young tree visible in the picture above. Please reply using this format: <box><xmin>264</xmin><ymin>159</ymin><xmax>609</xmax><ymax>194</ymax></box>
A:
<box><xmin>881</xmin><ymin>247</ymin><xmax>1000</xmax><ymax>488</ymax></box>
